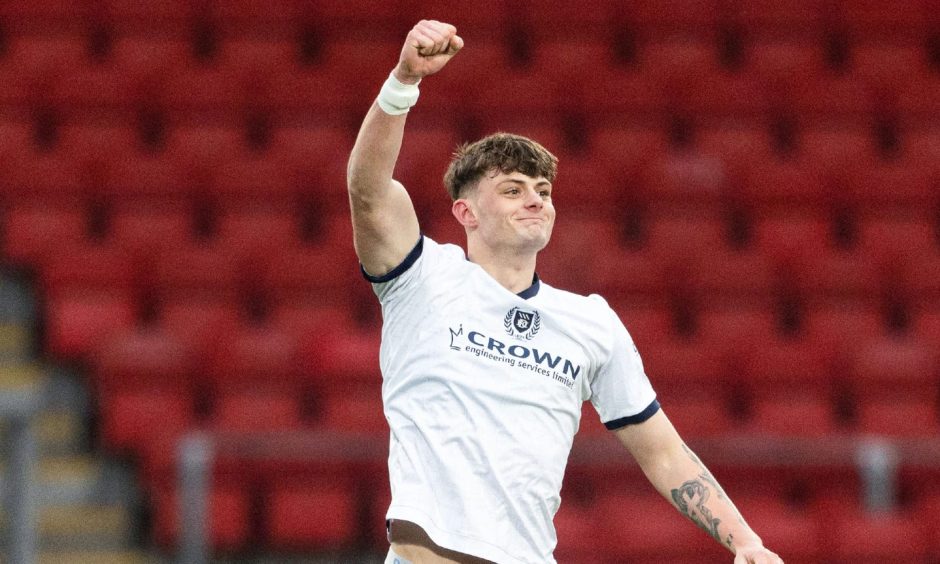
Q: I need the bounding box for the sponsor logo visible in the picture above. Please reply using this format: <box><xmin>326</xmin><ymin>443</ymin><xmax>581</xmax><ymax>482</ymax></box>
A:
<box><xmin>449</xmin><ymin>325</ymin><xmax>582</xmax><ymax>389</ymax></box>
<box><xmin>504</xmin><ymin>307</ymin><xmax>541</xmax><ymax>340</ymax></box>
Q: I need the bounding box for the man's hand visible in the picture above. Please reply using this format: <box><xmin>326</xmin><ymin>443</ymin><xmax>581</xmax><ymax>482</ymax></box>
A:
<box><xmin>734</xmin><ymin>543</ymin><xmax>784</xmax><ymax>564</ymax></box>
<box><xmin>394</xmin><ymin>20</ymin><xmax>463</xmax><ymax>85</ymax></box>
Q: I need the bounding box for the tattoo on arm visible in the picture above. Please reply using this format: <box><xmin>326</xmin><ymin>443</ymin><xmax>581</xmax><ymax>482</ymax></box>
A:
<box><xmin>682</xmin><ymin>444</ymin><xmax>746</xmax><ymax>526</ymax></box>
<box><xmin>671</xmin><ymin>479</ymin><xmax>723</xmax><ymax>544</ymax></box>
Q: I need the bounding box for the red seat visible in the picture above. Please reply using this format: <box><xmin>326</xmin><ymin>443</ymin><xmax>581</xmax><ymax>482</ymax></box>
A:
<box><xmin>747</xmin><ymin>40</ymin><xmax>825</xmax><ymax>84</ymax></box>
<box><xmin>44</xmin><ymin>290</ymin><xmax>138</xmax><ymax>361</ymax></box>
<box><xmin>210</xmin><ymin>390</ymin><xmax>304</xmax><ymax>432</ymax></box>
<box><xmin>109</xmin><ymin>208</ymin><xmax>193</xmax><ymax>257</ymax></box>
<box><xmin>753</xmin><ymin>212</ymin><xmax>833</xmax><ymax>263</ymax></box>
<box><xmin>255</xmin><ymin>242</ymin><xmax>361</xmax><ymax>309</ymax></box>
<box><xmin>1</xmin><ymin>205</ymin><xmax>87</xmax><ymax>268</ymax></box>
<box><xmin>834</xmin><ymin>0</ymin><xmax>930</xmax><ymax>39</ymax></box>
<box><xmin>856</xmin><ymin>397</ymin><xmax>939</xmax><ymax>436</ymax></box>
<box><xmin>151</xmin><ymin>244</ymin><xmax>244</xmax><ymax>304</ymax></box>
<box><xmin>152</xmin><ymin>481</ymin><xmax>252</xmax><ymax>552</ymax></box>
<box><xmin>644</xmin><ymin>213</ymin><xmax>730</xmax><ymax>262</ymax></box>
<box><xmin>207</xmin><ymin>322</ymin><xmax>301</xmax><ymax>392</ymax></box>
<box><xmin>593</xmin><ymin>492</ymin><xmax>727</xmax><ymax>560</ymax></box>
<box><xmin>91</xmin><ymin>326</ymin><xmax>196</xmax><ymax>392</ymax></box>
<box><xmin>0</xmin><ymin>35</ymin><xmax>86</xmax><ymax>107</ymax></box>
<box><xmin>733</xmin><ymin>494</ymin><xmax>822</xmax><ymax>559</ymax></box>
<box><xmin>851</xmin><ymin>42</ymin><xmax>930</xmax><ymax>87</ymax></box>
<box><xmin>301</xmin><ymin>328</ymin><xmax>382</xmax><ymax>392</ymax></box>
<box><xmin>748</xmin><ymin>394</ymin><xmax>839</xmax><ymax>438</ymax></box>
<box><xmin>39</xmin><ymin>244</ymin><xmax>139</xmax><ymax>296</ymax></box>
<box><xmin>215</xmin><ymin>209</ymin><xmax>301</xmax><ymax>262</ymax></box>
<box><xmin>858</xmin><ymin>217</ymin><xmax>936</xmax><ymax>262</ymax></box>
<box><xmin>740</xmin><ymin>156</ymin><xmax>827</xmax><ymax>214</ymax></box>
<box><xmin>590</xmin><ymin>125</ymin><xmax>668</xmax><ymax>183</ymax></box>
<box><xmin>263</xmin><ymin>479</ymin><xmax>359</xmax><ymax>550</ymax></box>
<box><xmin>642</xmin><ymin>151</ymin><xmax>737</xmax><ymax>215</ymax></box>
<box><xmin>622</xmin><ymin>0</ymin><xmax>721</xmax><ymax>35</ymax></box>
<box><xmin>158</xmin><ymin>298</ymin><xmax>242</xmax><ymax>362</ymax></box>
<box><xmin>97</xmin><ymin>389</ymin><xmax>194</xmax><ymax>455</ymax></box>
<box><xmin>831</xmin><ymin>507</ymin><xmax>929</xmax><ymax>562</ymax></box>
<box><xmin>897</xmin><ymin>73</ymin><xmax>940</xmax><ymax>122</ymax></box>
<box><xmin>317</xmin><ymin>383</ymin><xmax>385</xmax><ymax>432</ymax></box>
<box><xmin>723</xmin><ymin>0</ymin><xmax>825</xmax><ymax>37</ymax></box>
<box><xmin>851</xmin><ymin>163</ymin><xmax>932</xmax><ymax>215</ymax></box>
<box><xmin>393</xmin><ymin>127</ymin><xmax>461</xmax><ymax>212</ymax></box>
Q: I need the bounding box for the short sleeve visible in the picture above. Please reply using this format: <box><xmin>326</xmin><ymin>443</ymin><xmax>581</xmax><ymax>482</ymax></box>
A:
<box><xmin>363</xmin><ymin>236</ymin><xmax>453</xmax><ymax>304</ymax></box>
<box><xmin>589</xmin><ymin>307</ymin><xmax>659</xmax><ymax>430</ymax></box>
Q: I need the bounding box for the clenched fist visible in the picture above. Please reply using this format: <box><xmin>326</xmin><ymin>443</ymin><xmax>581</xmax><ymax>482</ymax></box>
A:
<box><xmin>394</xmin><ymin>20</ymin><xmax>463</xmax><ymax>85</ymax></box>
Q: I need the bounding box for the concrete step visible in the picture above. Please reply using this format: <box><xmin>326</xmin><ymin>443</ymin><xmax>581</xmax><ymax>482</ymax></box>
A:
<box><xmin>0</xmin><ymin>409</ymin><xmax>86</xmax><ymax>455</ymax></box>
<box><xmin>38</xmin><ymin>503</ymin><xmax>134</xmax><ymax>549</ymax></box>
<box><xmin>38</xmin><ymin>550</ymin><xmax>159</xmax><ymax>564</ymax></box>
<box><xmin>0</xmin><ymin>323</ymin><xmax>33</xmax><ymax>362</ymax></box>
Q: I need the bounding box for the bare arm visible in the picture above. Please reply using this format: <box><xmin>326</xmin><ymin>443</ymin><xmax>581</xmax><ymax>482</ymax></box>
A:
<box><xmin>346</xmin><ymin>20</ymin><xmax>462</xmax><ymax>276</ymax></box>
<box><xmin>614</xmin><ymin>410</ymin><xmax>784</xmax><ymax>564</ymax></box>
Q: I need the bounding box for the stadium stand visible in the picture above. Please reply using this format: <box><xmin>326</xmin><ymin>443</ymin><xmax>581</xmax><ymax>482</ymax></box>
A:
<box><xmin>0</xmin><ymin>0</ymin><xmax>938</xmax><ymax>561</ymax></box>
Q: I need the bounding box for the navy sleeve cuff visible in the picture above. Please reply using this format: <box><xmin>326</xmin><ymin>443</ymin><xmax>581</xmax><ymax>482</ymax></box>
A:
<box><xmin>603</xmin><ymin>399</ymin><xmax>661</xmax><ymax>430</ymax></box>
<box><xmin>361</xmin><ymin>236</ymin><xmax>424</xmax><ymax>283</ymax></box>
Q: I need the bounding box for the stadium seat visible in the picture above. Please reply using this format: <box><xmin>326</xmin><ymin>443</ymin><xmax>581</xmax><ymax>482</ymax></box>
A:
<box><xmin>851</xmin><ymin>42</ymin><xmax>930</xmax><ymax>87</ymax></box>
<box><xmin>263</xmin><ymin>479</ymin><xmax>360</xmax><ymax>551</ymax></box>
<box><xmin>722</xmin><ymin>0</ymin><xmax>825</xmax><ymax>38</ymax></box>
<box><xmin>856</xmin><ymin>396</ymin><xmax>939</xmax><ymax>436</ymax></box>
<box><xmin>316</xmin><ymin>383</ymin><xmax>385</xmax><ymax>433</ymax></box>
<box><xmin>97</xmin><ymin>388</ymin><xmax>194</xmax><ymax>455</ymax></box>
<box><xmin>747</xmin><ymin>39</ymin><xmax>826</xmax><ymax>83</ymax></box>
<box><xmin>152</xmin><ymin>481</ymin><xmax>252</xmax><ymax>552</ymax></box>
<box><xmin>733</xmin><ymin>494</ymin><xmax>822</xmax><ymax>560</ymax></box>
<box><xmin>44</xmin><ymin>290</ymin><xmax>139</xmax><ymax>361</ymax></box>
<box><xmin>858</xmin><ymin>217</ymin><xmax>936</xmax><ymax>262</ymax></box>
<box><xmin>206</xmin><ymin>322</ymin><xmax>301</xmax><ymax>392</ymax></box>
<box><xmin>301</xmin><ymin>327</ymin><xmax>382</xmax><ymax>392</ymax></box>
<box><xmin>210</xmin><ymin>390</ymin><xmax>304</xmax><ymax>432</ymax></box>
<box><xmin>150</xmin><ymin>243</ymin><xmax>245</xmax><ymax>305</ymax></box>
<box><xmin>39</xmin><ymin>243</ymin><xmax>139</xmax><ymax>296</ymax></box>
<box><xmin>851</xmin><ymin>162</ymin><xmax>933</xmax><ymax>216</ymax></box>
<box><xmin>740</xmin><ymin>156</ymin><xmax>827</xmax><ymax>214</ymax></box>
<box><xmin>90</xmin><ymin>326</ymin><xmax>196</xmax><ymax>392</ymax></box>
<box><xmin>109</xmin><ymin>208</ymin><xmax>193</xmax><ymax>257</ymax></box>
<box><xmin>830</xmin><ymin>507</ymin><xmax>929</xmax><ymax>562</ymax></box>
<box><xmin>641</xmin><ymin>148</ymin><xmax>739</xmax><ymax>216</ymax></box>
<box><xmin>592</xmin><ymin>492</ymin><xmax>728</xmax><ymax>560</ymax></box>
<box><xmin>1</xmin><ymin>205</ymin><xmax>87</xmax><ymax>268</ymax></box>
<box><xmin>158</xmin><ymin>297</ymin><xmax>243</xmax><ymax>362</ymax></box>
<box><xmin>215</xmin><ymin>209</ymin><xmax>302</xmax><ymax>261</ymax></box>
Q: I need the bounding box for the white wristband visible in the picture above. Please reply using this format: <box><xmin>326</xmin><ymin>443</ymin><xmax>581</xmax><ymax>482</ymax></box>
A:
<box><xmin>377</xmin><ymin>72</ymin><xmax>420</xmax><ymax>115</ymax></box>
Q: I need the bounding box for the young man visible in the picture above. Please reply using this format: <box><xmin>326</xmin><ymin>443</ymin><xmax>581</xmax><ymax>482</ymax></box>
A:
<box><xmin>347</xmin><ymin>19</ymin><xmax>784</xmax><ymax>564</ymax></box>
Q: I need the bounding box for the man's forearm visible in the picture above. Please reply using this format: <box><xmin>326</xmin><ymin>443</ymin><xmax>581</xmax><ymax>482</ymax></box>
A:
<box><xmin>649</xmin><ymin>442</ymin><xmax>762</xmax><ymax>554</ymax></box>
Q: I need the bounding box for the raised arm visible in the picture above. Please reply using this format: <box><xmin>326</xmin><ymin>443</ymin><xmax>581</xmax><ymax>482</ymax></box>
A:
<box><xmin>347</xmin><ymin>20</ymin><xmax>463</xmax><ymax>277</ymax></box>
<box><xmin>614</xmin><ymin>411</ymin><xmax>784</xmax><ymax>564</ymax></box>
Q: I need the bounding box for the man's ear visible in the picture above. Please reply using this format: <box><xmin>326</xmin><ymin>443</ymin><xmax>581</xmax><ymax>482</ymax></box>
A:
<box><xmin>451</xmin><ymin>198</ymin><xmax>478</xmax><ymax>228</ymax></box>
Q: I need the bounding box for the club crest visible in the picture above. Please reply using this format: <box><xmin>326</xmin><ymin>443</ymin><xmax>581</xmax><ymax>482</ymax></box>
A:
<box><xmin>504</xmin><ymin>307</ymin><xmax>541</xmax><ymax>340</ymax></box>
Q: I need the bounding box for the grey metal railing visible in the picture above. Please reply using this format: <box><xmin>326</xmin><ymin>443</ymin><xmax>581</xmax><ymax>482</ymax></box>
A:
<box><xmin>1</xmin><ymin>385</ymin><xmax>42</xmax><ymax>564</ymax></box>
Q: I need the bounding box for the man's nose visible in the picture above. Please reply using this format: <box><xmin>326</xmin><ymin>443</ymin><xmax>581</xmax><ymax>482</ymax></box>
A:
<box><xmin>524</xmin><ymin>187</ymin><xmax>543</xmax><ymax>208</ymax></box>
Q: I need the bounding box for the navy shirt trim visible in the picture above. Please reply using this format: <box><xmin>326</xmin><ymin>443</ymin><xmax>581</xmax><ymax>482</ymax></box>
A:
<box><xmin>603</xmin><ymin>399</ymin><xmax>661</xmax><ymax>430</ymax></box>
<box><xmin>361</xmin><ymin>236</ymin><xmax>424</xmax><ymax>283</ymax></box>
<box><xmin>518</xmin><ymin>273</ymin><xmax>540</xmax><ymax>299</ymax></box>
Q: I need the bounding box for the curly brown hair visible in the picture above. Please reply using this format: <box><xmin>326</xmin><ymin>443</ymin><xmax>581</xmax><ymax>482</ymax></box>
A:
<box><xmin>443</xmin><ymin>132</ymin><xmax>558</xmax><ymax>200</ymax></box>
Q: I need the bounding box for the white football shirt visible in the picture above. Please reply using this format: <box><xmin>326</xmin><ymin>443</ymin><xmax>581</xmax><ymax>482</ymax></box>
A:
<box><xmin>365</xmin><ymin>236</ymin><xmax>658</xmax><ymax>564</ymax></box>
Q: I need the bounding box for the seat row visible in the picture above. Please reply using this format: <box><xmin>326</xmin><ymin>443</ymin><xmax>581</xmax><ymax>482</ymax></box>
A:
<box><xmin>4</xmin><ymin>0</ymin><xmax>938</xmax><ymax>39</ymax></box>
<box><xmin>1</xmin><ymin>33</ymin><xmax>939</xmax><ymax>124</ymax></box>
<box><xmin>144</xmin><ymin>450</ymin><xmax>940</xmax><ymax>560</ymax></box>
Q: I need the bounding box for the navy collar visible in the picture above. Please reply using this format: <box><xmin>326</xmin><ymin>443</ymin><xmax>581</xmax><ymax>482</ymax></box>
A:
<box><xmin>517</xmin><ymin>273</ymin><xmax>540</xmax><ymax>300</ymax></box>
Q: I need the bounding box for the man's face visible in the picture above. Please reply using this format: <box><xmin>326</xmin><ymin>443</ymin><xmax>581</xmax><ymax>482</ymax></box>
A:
<box><xmin>461</xmin><ymin>170</ymin><xmax>556</xmax><ymax>253</ymax></box>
